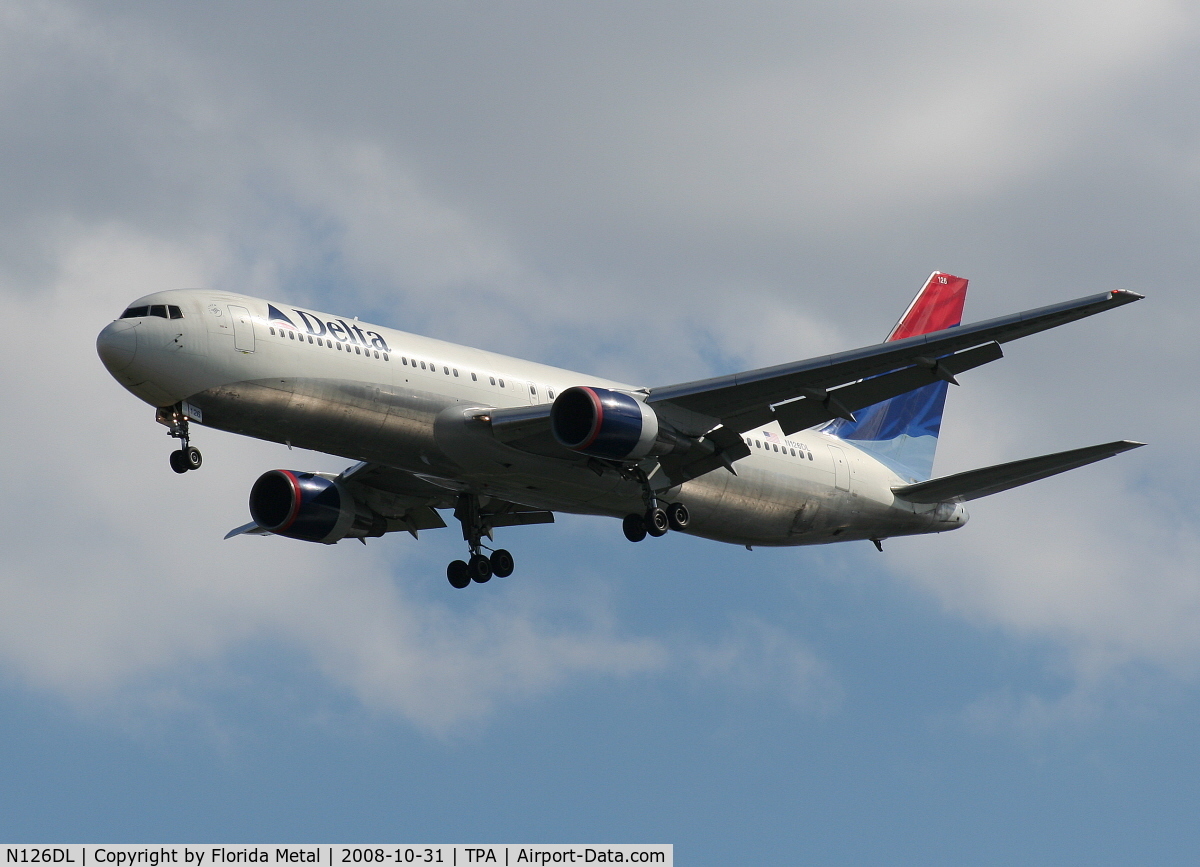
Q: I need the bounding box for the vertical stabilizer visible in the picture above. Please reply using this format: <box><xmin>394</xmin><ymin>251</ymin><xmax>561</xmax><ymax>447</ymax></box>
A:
<box><xmin>824</xmin><ymin>272</ymin><xmax>968</xmax><ymax>480</ymax></box>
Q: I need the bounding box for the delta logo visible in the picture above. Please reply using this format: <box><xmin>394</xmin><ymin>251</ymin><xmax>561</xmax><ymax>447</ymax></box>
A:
<box><xmin>268</xmin><ymin>304</ymin><xmax>391</xmax><ymax>352</ymax></box>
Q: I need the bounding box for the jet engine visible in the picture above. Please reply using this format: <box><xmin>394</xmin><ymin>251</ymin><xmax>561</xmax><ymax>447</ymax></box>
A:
<box><xmin>550</xmin><ymin>386</ymin><xmax>687</xmax><ymax>461</ymax></box>
<box><xmin>249</xmin><ymin>469</ymin><xmax>386</xmax><ymax>544</ymax></box>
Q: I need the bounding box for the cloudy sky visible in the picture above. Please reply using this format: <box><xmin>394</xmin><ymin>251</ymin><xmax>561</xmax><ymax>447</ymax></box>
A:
<box><xmin>2</xmin><ymin>0</ymin><xmax>1199</xmax><ymax>862</ymax></box>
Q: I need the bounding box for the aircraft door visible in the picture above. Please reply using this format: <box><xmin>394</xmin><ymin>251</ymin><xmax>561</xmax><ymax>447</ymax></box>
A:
<box><xmin>828</xmin><ymin>444</ymin><xmax>851</xmax><ymax>492</ymax></box>
<box><xmin>228</xmin><ymin>305</ymin><xmax>255</xmax><ymax>352</ymax></box>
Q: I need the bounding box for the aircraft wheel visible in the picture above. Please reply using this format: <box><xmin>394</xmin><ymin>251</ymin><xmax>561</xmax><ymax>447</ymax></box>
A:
<box><xmin>169</xmin><ymin>450</ymin><xmax>188</xmax><ymax>474</ymax></box>
<box><xmin>622</xmin><ymin>513</ymin><xmax>647</xmax><ymax>542</ymax></box>
<box><xmin>666</xmin><ymin>502</ymin><xmax>690</xmax><ymax>531</ymax></box>
<box><xmin>645</xmin><ymin>506</ymin><xmax>670</xmax><ymax>537</ymax></box>
<box><xmin>447</xmin><ymin>560</ymin><xmax>471</xmax><ymax>589</ymax></box>
<box><xmin>468</xmin><ymin>553</ymin><xmax>493</xmax><ymax>583</ymax></box>
<box><xmin>491</xmin><ymin>548</ymin><xmax>515</xmax><ymax>578</ymax></box>
<box><xmin>183</xmin><ymin>445</ymin><xmax>203</xmax><ymax>471</ymax></box>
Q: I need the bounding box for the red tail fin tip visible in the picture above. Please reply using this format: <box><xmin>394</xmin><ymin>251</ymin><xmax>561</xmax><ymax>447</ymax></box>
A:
<box><xmin>887</xmin><ymin>272</ymin><xmax>969</xmax><ymax>342</ymax></box>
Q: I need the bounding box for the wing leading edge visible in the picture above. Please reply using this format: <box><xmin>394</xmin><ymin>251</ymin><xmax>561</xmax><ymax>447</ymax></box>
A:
<box><xmin>648</xmin><ymin>289</ymin><xmax>1142</xmax><ymax>428</ymax></box>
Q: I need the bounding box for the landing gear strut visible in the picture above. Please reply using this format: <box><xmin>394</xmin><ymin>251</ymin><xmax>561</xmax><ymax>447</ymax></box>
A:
<box><xmin>620</xmin><ymin>466</ymin><xmax>688</xmax><ymax>542</ymax></box>
<box><xmin>446</xmin><ymin>493</ymin><xmax>515</xmax><ymax>589</ymax></box>
<box><xmin>158</xmin><ymin>404</ymin><xmax>202</xmax><ymax>473</ymax></box>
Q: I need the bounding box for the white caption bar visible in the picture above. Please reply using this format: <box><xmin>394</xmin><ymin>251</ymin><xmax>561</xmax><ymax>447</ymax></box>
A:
<box><xmin>2</xmin><ymin>847</ymin><xmax>671</xmax><ymax>867</ymax></box>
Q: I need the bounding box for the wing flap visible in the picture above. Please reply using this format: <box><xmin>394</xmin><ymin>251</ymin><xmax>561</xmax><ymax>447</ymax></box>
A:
<box><xmin>765</xmin><ymin>341</ymin><xmax>1005</xmax><ymax>436</ymax></box>
<box><xmin>891</xmin><ymin>440</ymin><xmax>1144</xmax><ymax>503</ymax></box>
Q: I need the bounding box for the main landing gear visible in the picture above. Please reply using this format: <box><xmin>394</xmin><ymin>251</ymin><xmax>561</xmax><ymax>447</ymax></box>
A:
<box><xmin>446</xmin><ymin>494</ymin><xmax>515</xmax><ymax>589</ymax></box>
<box><xmin>158</xmin><ymin>405</ymin><xmax>202</xmax><ymax>474</ymax></box>
<box><xmin>622</xmin><ymin>501</ymin><xmax>689</xmax><ymax>542</ymax></box>
<box><xmin>621</xmin><ymin>467</ymin><xmax>689</xmax><ymax>543</ymax></box>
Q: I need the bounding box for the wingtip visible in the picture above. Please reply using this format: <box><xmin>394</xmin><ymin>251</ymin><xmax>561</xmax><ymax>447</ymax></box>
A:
<box><xmin>1111</xmin><ymin>289</ymin><xmax>1145</xmax><ymax>302</ymax></box>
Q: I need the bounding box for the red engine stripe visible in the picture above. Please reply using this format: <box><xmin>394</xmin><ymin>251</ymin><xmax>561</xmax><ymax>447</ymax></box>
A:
<box><xmin>577</xmin><ymin>387</ymin><xmax>605</xmax><ymax>450</ymax></box>
<box><xmin>277</xmin><ymin>470</ymin><xmax>303</xmax><ymax>532</ymax></box>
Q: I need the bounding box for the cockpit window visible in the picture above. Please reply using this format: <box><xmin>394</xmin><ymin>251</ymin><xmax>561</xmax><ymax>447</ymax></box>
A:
<box><xmin>120</xmin><ymin>304</ymin><xmax>181</xmax><ymax>319</ymax></box>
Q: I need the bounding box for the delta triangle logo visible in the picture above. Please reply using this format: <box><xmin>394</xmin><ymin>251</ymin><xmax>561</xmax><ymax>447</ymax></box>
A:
<box><xmin>268</xmin><ymin>304</ymin><xmax>298</xmax><ymax>329</ymax></box>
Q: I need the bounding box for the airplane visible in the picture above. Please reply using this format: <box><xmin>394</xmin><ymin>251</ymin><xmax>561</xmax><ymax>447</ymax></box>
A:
<box><xmin>96</xmin><ymin>272</ymin><xmax>1144</xmax><ymax>588</ymax></box>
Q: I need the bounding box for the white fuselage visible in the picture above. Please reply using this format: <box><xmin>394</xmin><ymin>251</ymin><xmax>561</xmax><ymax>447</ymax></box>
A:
<box><xmin>97</xmin><ymin>289</ymin><xmax>967</xmax><ymax>547</ymax></box>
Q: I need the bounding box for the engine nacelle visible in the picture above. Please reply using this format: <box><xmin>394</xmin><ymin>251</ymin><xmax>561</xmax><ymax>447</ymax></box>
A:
<box><xmin>249</xmin><ymin>470</ymin><xmax>385</xmax><ymax>544</ymax></box>
<box><xmin>550</xmin><ymin>386</ymin><xmax>685</xmax><ymax>461</ymax></box>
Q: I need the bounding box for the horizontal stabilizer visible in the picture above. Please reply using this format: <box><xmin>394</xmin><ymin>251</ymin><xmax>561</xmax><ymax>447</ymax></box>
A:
<box><xmin>891</xmin><ymin>440</ymin><xmax>1144</xmax><ymax>503</ymax></box>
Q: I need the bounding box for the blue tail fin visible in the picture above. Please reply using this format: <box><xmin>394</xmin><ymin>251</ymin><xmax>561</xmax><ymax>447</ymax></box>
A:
<box><xmin>824</xmin><ymin>272</ymin><xmax>968</xmax><ymax>480</ymax></box>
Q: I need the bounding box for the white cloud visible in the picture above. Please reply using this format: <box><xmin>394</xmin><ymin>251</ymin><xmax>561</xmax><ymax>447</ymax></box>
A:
<box><xmin>0</xmin><ymin>223</ymin><xmax>670</xmax><ymax>734</ymax></box>
<box><xmin>1</xmin><ymin>0</ymin><xmax>1198</xmax><ymax>738</ymax></box>
<box><xmin>689</xmin><ymin>617</ymin><xmax>842</xmax><ymax>713</ymax></box>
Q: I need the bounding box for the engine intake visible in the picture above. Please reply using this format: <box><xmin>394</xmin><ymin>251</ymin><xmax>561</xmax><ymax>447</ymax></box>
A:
<box><xmin>551</xmin><ymin>386</ymin><xmax>684</xmax><ymax>461</ymax></box>
<box><xmin>249</xmin><ymin>470</ymin><xmax>385</xmax><ymax>544</ymax></box>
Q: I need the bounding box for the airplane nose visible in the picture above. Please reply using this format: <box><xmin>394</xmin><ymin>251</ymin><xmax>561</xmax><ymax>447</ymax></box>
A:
<box><xmin>96</xmin><ymin>320</ymin><xmax>138</xmax><ymax>372</ymax></box>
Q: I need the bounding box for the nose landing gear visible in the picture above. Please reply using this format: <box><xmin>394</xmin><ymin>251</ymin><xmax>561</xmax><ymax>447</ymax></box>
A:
<box><xmin>157</xmin><ymin>404</ymin><xmax>202</xmax><ymax>473</ymax></box>
<box><xmin>168</xmin><ymin>445</ymin><xmax>202</xmax><ymax>474</ymax></box>
<box><xmin>446</xmin><ymin>494</ymin><xmax>516</xmax><ymax>589</ymax></box>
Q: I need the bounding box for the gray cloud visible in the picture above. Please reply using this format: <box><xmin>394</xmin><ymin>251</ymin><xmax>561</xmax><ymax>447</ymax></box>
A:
<box><xmin>1</xmin><ymin>0</ymin><xmax>1197</xmax><ymax>730</ymax></box>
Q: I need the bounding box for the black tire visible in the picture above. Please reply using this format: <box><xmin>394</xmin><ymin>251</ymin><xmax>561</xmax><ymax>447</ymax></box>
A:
<box><xmin>447</xmin><ymin>560</ymin><xmax>471</xmax><ymax>589</ymax></box>
<box><xmin>491</xmin><ymin>548</ymin><xmax>515</xmax><ymax>578</ymax></box>
<box><xmin>645</xmin><ymin>506</ymin><xmax>669</xmax><ymax>537</ymax></box>
<box><xmin>169</xmin><ymin>450</ymin><xmax>188</xmax><ymax>474</ymax></box>
<box><xmin>666</xmin><ymin>502</ymin><xmax>690</xmax><ymax>531</ymax></box>
<box><xmin>468</xmin><ymin>553</ymin><xmax>493</xmax><ymax>583</ymax></box>
<box><xmin>183</xmin><ymin>446</ymin><xmax>203</xmax><ymax>471</ymax></box>
<box><xmin>622</xmin><ymin>513</ymin><xmax>647</xmax><ymax>543</ymax></box>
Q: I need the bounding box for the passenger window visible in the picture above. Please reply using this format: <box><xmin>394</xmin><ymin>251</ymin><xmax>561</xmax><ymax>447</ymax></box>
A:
<box><xmin>402</xmin><ymin>357</ymin><xmax>408</xmax><ymax>365</ymax></box>
<box><xmin>307</xmin><ymin>335</ymin><xmax>313</xmax><ymax>344</ymax></box>
<box><xmin>355</xmin><ymin>346</ymin><xmax>361</xmax><ymax>354</ymax></box>
<box><xmin>289</xmin><ymin>332</ymin><xmax>295</xmax><ymax>340</ymax></box>
<box><xmin>471</xmin><ymin>372</ymin><xmax>477</xmax><ymax>381</ymax></box>
<box><xmin>316</xmin><ymin>338</ymin><xmax>322</xmax><ymax>346</ymax></box>
<box><xmin>383</xmin><ymin>353</ymin><xmax>388</xmax><ymax>361</ymax></box>
<box><xmin>453</xmin><ymin>369</ymin><xmax>458</xmax><ymax>376</ymax></box>
<box><xmin>755</xmin><ymin>441</ymin><xmax>761</xmax><ymax>448</ymax></box>
<box><xmin>548</xmin><ymin>390</ymin><xmax>555</xmax><ymax>399</ymax></box>
<box><xmin>773</xmin><ymin>444</ymin><xmax>779</xmax><ymax>452</ymax></box>
<box><xmin>443</xmin><ymin>366</ymin><xmax>449</xmax><ymax>374</ymax></box>
<box><xmin>337</xmin><ymin>342</ymin><xmax>343</xmax><ymax>350</ymax></box>
<box><xmin>499</xmin><ymin>379</ymin><xmax>505</xmax><ymax>388</ymax></box>
<box><xmin>420</xmin><ymin>361</ymin><xmax>426</xmax><ymax>369</ymax></box>
<box><xmin>168</xmin><ymin>305</ymin><xmax>184</xmax><ymax>319</ymax></box>
<box><xmin>270</xmin><ymin>327</ymin><xmax>276</xmax><ymax>336</ymax></box>
<box><xmin>490</xmin><ymin>376</ymin><xmax>496</xmax><ymax>386</ymax></box>
<box><xmin>150</xmin><ymin>304</ymin><xmax>168</xmax><ymax>318</ymax></box>
<box><xmin>790</xmin><ymin>448</ymin><xmax>796</xmax><ymax>456</ymax></box>
<box><xmin>374</xmin><ymin>351</ymin><xmax>379</xmax><ymax>358</ymax></box>
<box><xmin>808</xmin><ymin>452</ymin><xmax>813</xmax><ymax>461</ymax></box>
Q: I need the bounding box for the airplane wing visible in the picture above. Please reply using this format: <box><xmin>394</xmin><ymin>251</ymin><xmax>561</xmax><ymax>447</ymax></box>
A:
<box><xmin>648</xmin><ymin>290</ymin><xmax>1142</xmax><ymax>432</ymax></box>
<box><xmin>890</xmin><ymin>440</ymin><xmax>1144</xmax><ymax>503</ymax></box>
<box><xmin>225</xmin><ymin>462</ymin><xmax>552</xmax><ymax>540</ymax></box>
<box><xmin>337</xmin><ymin>462</ymin><xmax>554</xmax><ymax>533</ymax></box>
<box><xmin>486</xmin><ymin>289</ymin><xmax>1141</xmax><ymax>482</ymax></box>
